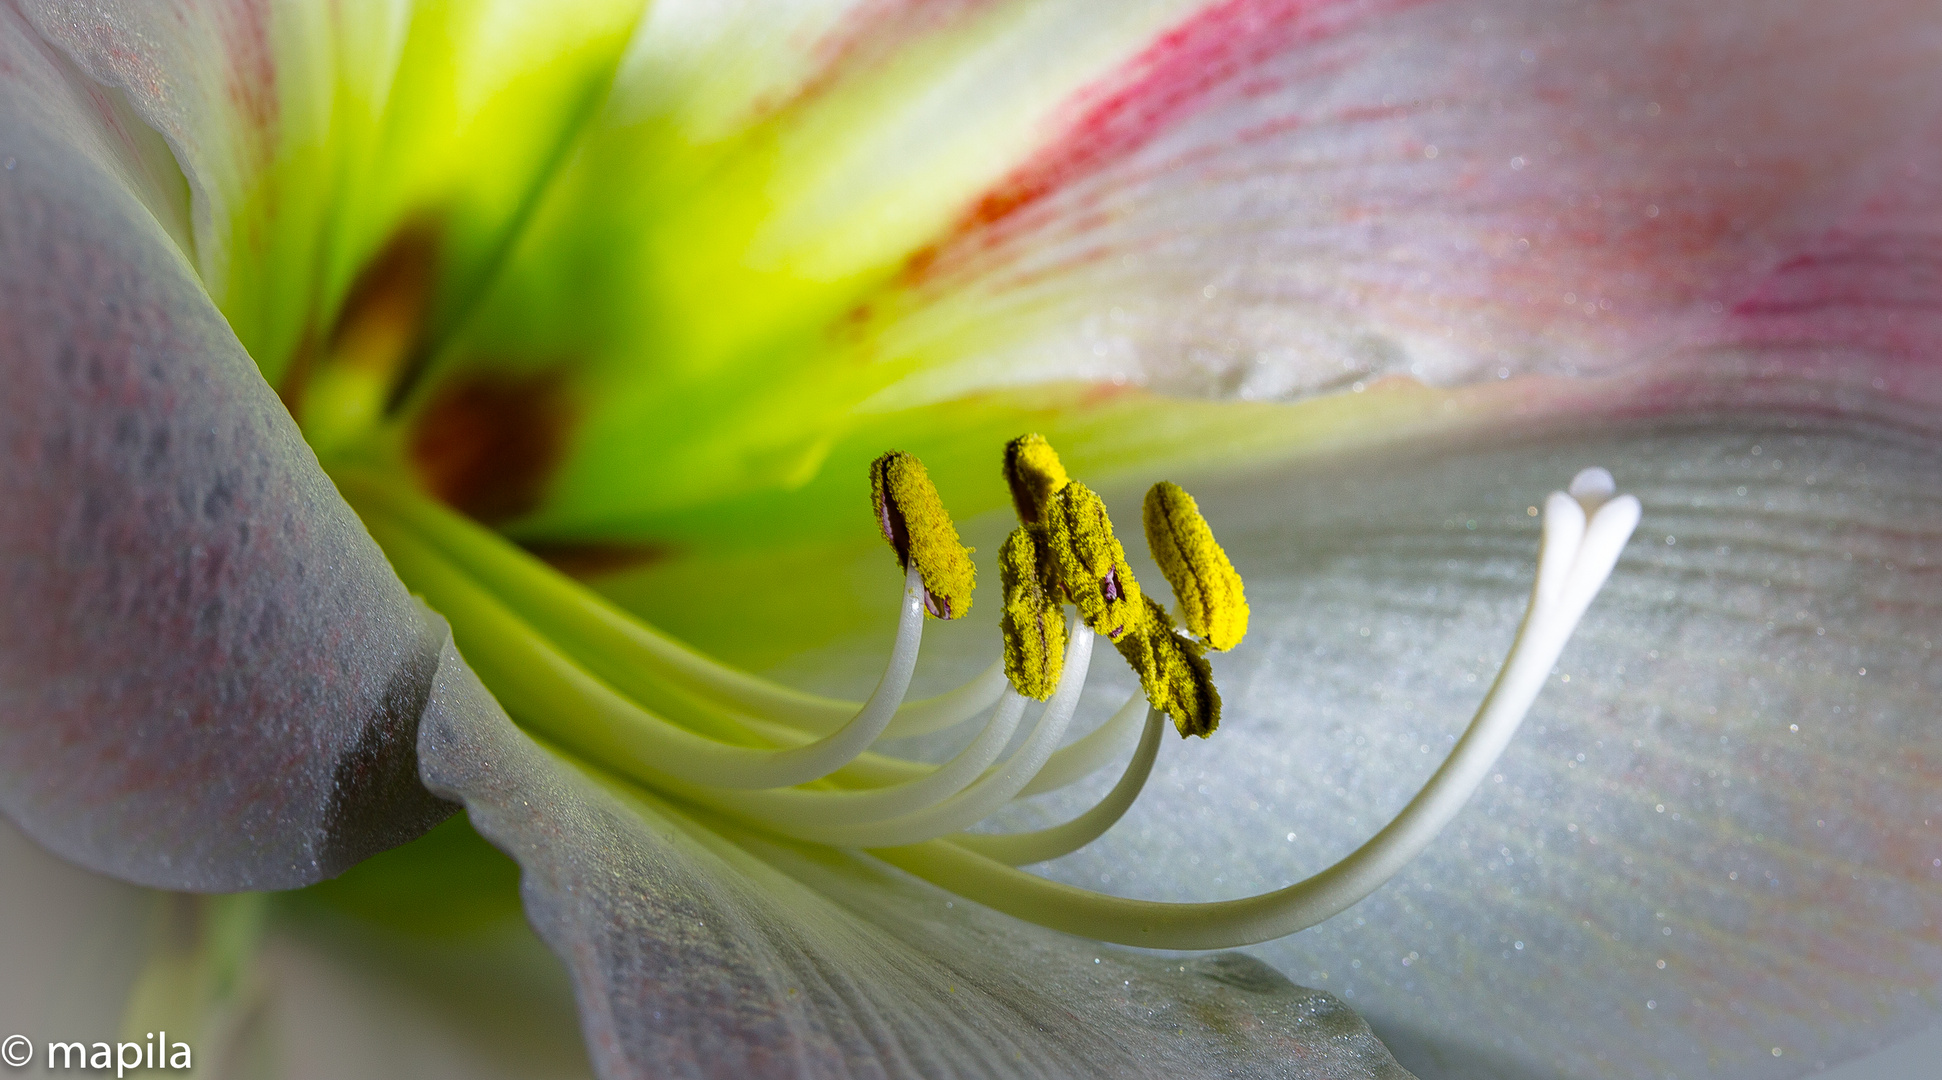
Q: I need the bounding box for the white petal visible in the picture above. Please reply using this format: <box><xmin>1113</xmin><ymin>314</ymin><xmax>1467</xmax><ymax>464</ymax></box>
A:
<box><xmin>1015</xmin><ymin>410</ymin><xmax>1942</xmax><ymax>1079</ymax></box>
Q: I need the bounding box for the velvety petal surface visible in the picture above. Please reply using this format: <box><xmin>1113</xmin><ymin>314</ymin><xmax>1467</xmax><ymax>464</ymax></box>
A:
<box><xmin>0</xmin><ymin>9</ymin><xmax>469</xmax><ymax>889</ymax></box>
<box><xmin>415</xmin><ymin>638</ymin><xmax>1414</xmax><ymax>1080</ymax></box>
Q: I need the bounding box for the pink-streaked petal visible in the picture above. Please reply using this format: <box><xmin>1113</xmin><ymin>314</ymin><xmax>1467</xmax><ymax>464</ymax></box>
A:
<box><xmin>415</xmin><ymin>636</ymin><xmax>1414</xmax><ymax>1080</ymax></box>
<box><xmin>855</xmin><ymin>0</ymin><xmax>1942</xmax><ymax>415</ymax></box>
<box><xmin>0</xmin><ymin>14</ymin><xmax>467</xmax><ymax>889</ymax></box>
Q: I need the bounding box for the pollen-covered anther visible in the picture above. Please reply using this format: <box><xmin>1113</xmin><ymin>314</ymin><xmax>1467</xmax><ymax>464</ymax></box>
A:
<box><xmin>1114</xmin><ymin>596</ymin><xmax>1220</xmax><ymax>738</ymax></box>
<box><xmin>1003</xmin><ymin>433</ymin><xmax>1071</xmax><ymax>527</ymax></box>
<box><xmin>1143</xmin><ymin>480</ymin><xmax>1248</xmax><ymax>652</ymax></box>
<box><xmin>1046</xmin><ymin>481</ymin><xmax>1144</xmax><ymax>641</ymax></box>
<box><xmin>869</xmin><ymin>451</ymin><xmax>975</xmax><ymax>618</ymax></box>
<box><xmin>998</xmin><ymin>527</ymin><xmax>1066</xmax><ymax>700</ymax></box>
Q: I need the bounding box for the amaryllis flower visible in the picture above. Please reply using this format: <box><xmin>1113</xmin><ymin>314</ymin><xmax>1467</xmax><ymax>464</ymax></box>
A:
<box><xmin>3</xmin><ymin>1</ymin><xmax>1939</xmax><ymax>1078</ymax></box>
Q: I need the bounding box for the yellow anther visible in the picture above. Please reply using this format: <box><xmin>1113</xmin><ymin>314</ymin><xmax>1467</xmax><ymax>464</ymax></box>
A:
<box><xmin>1142</xmin><ymin>481</ymin><xmax>1249</xmax><ymax>652</ymax></box>
<box><xmin>1003</xmin><ymin>433</ymin><xmax>1071</xmax><ymax>527</ymax></box>
<box><xmin>1113</xmin><ymin>596</ymin><xmax>1221</xmax><ymax>738</ymax></box>
<box><xmin>1045</xmin><ymin>481</ymin><xmax>1144</xmax><ymax>642</ymax></box>
<box><xmin>870</xmin><ymin>451</ymin><xmax>975</xmax><ymax>619</ymax></box>
<box><xmin>998</xmin><ymin>527</ymin><xmax>1066</xmax><ymax>700</ymax></box>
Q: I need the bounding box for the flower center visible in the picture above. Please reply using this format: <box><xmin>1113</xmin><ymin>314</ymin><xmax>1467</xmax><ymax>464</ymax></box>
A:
<box><xmin>332</xmin><ymin>437</ymin><xmax>1638</xmax><ymax>950</ymax></box>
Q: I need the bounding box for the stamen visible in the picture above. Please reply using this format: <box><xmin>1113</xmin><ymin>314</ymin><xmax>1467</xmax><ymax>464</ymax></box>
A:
<box><xmin>1114</xmin><ymin>596</ymin><xmax>1220</xmax><ymax>737</ymax></box>
<box><xmin>871</xmin><ymin>469</ymin><xmax>1641</xmax><ymax>950</ymax></box>
<box><xmin>873</xmin><ymin>662</ymin><xmax>1008</xmax><ymax>739</ymax></box>
<box><xmin>1143</xmin><ymin>480</ymin><xmax>1248</xmax><ymax>652</ymax></box>
<box><xmin>1003</xmin><ymin>433</ymin><xmax>1070</xmax><ymax>526</ymax></box>
<box><xmin>1045</xmin><ymin>481</ymin><xmax>1145</xmax><ymax>642</ymax></box>
<box><xmin>999</xmin><ymin>526</ymin><xmax>1066</xmax><ymax>700</ymax></box>
<box><xmin>871</xmin><ymin>451</ymin><xmax>975</xmax><ymax>619</ymax></box>
<box><xmin>1022</xmin><ymin>440</ymin><xmax>1227</xmax><ymax>737</ymax></box>
<box><xmin>341</xmin><ymin>439</ymin><xmax>1635</xmax><ymax>955</ymax></box>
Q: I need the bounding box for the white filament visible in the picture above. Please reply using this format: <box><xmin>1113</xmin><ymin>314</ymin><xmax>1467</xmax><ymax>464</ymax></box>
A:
<box><xmin>1016</xmin><ymin>692</ymin><xmax>1148</xmax><ymax>798</ymax></box>
<box><xmin>773</xmin><ymin>623</ymin><xmax>1096</xmax><ymax>847</ymax></box>
<box><xmin>952</xmin><ymin>705</ymin><xmax>1164</xmax><ymax>866</ymax></box>
<box><xmin>693</xmin><ymin>563</ymin><xmax>926</xmax><ymax>789</ymax></box>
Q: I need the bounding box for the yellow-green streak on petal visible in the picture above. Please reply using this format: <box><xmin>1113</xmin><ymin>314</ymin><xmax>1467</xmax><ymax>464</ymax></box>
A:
<box><xmin>1045</xmin><ymin>481</ymin><xmax>1143</xmax><ymax>643</ymax></box>
<box><xmin>998</xmin><ymin>526</ymin><xmax>1065</xmax><ymax>700</ymax></box>
<box><xmin>1003</xmin><ymin>432</ymin><xmax>1070</xmax><ymax>527</ymax></box>
<box><xmin>1143</xmin><ymin>480</ymin><xmax>1249</xmax><ymax>652</ymax></box>
<box><xmin>1114</xmin><ymin>596</ymin><xmax>1220</xmax><ymax>739</ymax></box>
<box><xmin>869</xmin><ymin>451</ymin><xmax>974</xmax><ymax>619</ymax></box>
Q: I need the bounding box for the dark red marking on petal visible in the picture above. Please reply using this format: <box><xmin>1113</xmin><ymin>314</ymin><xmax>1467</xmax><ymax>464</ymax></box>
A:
<box><xmin>1708</xmin><ymin>128</ymin><xmax>1942</xmax><ymax>407</ymax></box>
<box><xmin>1731</xmin><ymin>232</ymin><xmax>1942</xmax><ymax>360</ymax></box>
<box><xmin>409</xmin><ymin>369</ymin><xmax>577</xmax><ymax>526</ymax></box>
<box><xmin>1078</xmin><ymin>381</ymin><xmax>1141</xmax><ymax>408</ymax></box>
<box><xmin>218</xmin><ymin>0</ymin><xmax>278</xmax><ymax>146</ymax></box>
<box><xmin>522</xmin><ymin>540</ymin><xmax>675</xmax><ymax>580</ymax></box>
<box><xmin>279</xmin><ymin>221</ymin><xmax>441</xmax><ymax>421</ymax></box>
<box><xmin>330</xmin><ymin>221</ymin><xmax>440</xmax><ymax>369</ymax></box>
<box><xmin>902</xmin><ymin>0</ymin><xmax>1407</xmax><ymax>285</ymax></box>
